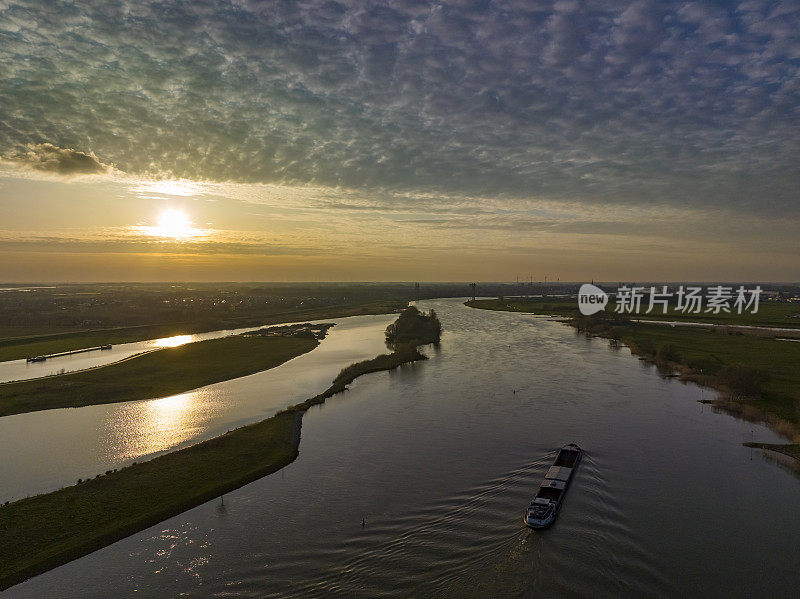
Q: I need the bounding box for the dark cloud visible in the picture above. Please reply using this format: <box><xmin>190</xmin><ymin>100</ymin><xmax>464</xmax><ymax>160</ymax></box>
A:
<box><xmin>0</xmin><ymin>0</ymin><xmax>798</xmax><ymax>215</ymax></box>
<box><xmin>2</xmin><ymin>143</ymin><xmax>113</xmax><ymax>176</ymax></box>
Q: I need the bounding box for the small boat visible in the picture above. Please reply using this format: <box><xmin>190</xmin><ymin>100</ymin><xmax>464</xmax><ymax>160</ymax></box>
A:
<box><xmin>524</xmin><ymin>443</ymin><xmax>582</xmax><ymax>529</ymax></box>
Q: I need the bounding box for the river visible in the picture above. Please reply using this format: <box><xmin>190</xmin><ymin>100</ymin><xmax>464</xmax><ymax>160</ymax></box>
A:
<box><xmin>4</xmin><ymin>298</ymin><xmax>800</xmax><ymax>598</ymax></box>
<box><xmin>0</xmin><ymin>325</ymin><xmax>285</xmax><ymax>384</ymax></box>
<box><xmin>0</xmin><ymin>314</ymin><xmax>396</xmax><ymax>501</ymax></box>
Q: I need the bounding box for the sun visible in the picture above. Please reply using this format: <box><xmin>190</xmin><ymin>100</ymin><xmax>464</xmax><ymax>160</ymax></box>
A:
<box><xmin>155</xmin><ymin>209</ymin><xmax>193</xmax><ymax>238</ymax></box>
<box><xmin>137</xmin><ymin>209</ymin><xmax>203</xmax><ymax>240</ymax></box>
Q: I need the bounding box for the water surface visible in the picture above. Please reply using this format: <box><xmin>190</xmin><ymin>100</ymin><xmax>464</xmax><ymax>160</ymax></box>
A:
<box><xmin>0</xmin><ymin>314</ymin><xmax>395</xmax><ymax>500</ymax></box>
<box><xmin>5</xmin><ymin>299</ymin><xmax>800</xmax><ymax>598</ymax></box>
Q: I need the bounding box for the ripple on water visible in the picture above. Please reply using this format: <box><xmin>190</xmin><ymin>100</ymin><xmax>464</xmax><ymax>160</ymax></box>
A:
<box><xmin>215</xmin><ymin>452</ymin><xmax>675</xmax><ymax>599</ymax></box>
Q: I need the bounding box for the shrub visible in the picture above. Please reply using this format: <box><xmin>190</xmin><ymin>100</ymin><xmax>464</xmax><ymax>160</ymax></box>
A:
<box><xmin>631</xmin><ymin>337</ymin><xmax>655</xmax><ymax>356</ymax></box>
<box><xmin>385</xmin><ymin>306</ymin><xmax>442</xmax><ymax>348</ymax></box>
<box><xmin>656</xmin><ymin>343</ymin><xmax>681</xmax><ymax>363</ymax></box>
<box><xmin>717</xmin><ymin>365</ymin><xmax>768</xmax><ymax>398</ymax></box>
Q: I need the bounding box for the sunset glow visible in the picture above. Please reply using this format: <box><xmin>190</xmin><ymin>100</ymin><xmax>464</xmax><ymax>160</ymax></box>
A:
<box><xmin>0</xmin><ymin>0</ymin><xmax>797</xmax><ymax>283</ymax></box>
<box><xmin>137</xmin><ymin>209</ymin><xmax>204</xmax><ymax>241</ymax></box>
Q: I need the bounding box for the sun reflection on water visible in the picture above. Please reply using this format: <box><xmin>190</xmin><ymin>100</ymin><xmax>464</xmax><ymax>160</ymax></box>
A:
<box><xmin>115</xmin><ymin>392</ymin><xmax>205</xmax><ymax>461</ymax></box>
<box><xmin>147</xmin><ymin>393</ymin><xmax>192</xmax><ymax>429</ymax></box>
<box><xmin>153</xmin><ymin>334</ymin><xmax>195</xmax><ymax>348</ymax></box>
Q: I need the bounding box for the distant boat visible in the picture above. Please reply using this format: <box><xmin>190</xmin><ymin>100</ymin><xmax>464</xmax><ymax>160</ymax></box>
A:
<box><xmin>524</xmin><ymin>443</ymin><xmax>582</xmax><ymax>529</ymax></box>
<box><xmin>25</xmin><ymin>344</ymin><xmax>112</xmax><ymax>363</ymax></box>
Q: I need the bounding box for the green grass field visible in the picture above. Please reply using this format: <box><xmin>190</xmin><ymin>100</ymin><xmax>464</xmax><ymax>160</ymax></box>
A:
<box><xmin>467</xmin><ymin>297</ymin><xmax>800</xmax><ymax>328</ymax></box>
<box><xmin>0</xmin><ymin>300</ymin><xmax>404</xmax><ymax>362</ymax></box>
<box><xmin>619</xmin><ymin>323</ymin><xmax>800</xmax><ymax>425</ymax></box>
<box><xmin>0</xmin><ymin>334</ymin><xmax>319</xmax><ymax>417</ymax></box>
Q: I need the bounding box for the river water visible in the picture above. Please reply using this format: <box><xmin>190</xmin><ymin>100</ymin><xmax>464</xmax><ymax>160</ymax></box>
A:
<box><xmin>0</xmin><ymin>314</ymin><xmax>396</xmax><ymax>501</ymax></box>
<box><xmin>4</xmin><ymin>298</ymin><xmax>800</xmax><ymax>598</ymax></box>
<box><xmin>0</xmin><ymin>325</ymin><xmax>282</xmax><ymax>383</ymax></box>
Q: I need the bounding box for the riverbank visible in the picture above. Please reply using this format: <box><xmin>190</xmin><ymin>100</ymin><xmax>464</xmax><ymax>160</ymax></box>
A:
<box><xmin>0</xmin><ymin>307</ymin><xmax>442</xmax><ymax>591</ymax></box>
<box><xmin>0</xmin><ymin>300</ymin><xmax>405</xmax><ymax>363</ymax></box>
<box><xmin>466</xmin><ymin>300</ymin><xmax>800</xmax><ymax>460</ymax></box>
<box><xmin>0</xmin><ymin>334</ymin><xmax>321</xmax><ymax>417</ymax></box>
<box><xmin>466</xmin><ymin>297</ymin><xmax>800</xmax><ymax>329</ymax></box>
<box><xmin>744</xmin><ymin>442</ymin><xmax>800</xmax><ymax>462</ymax></box>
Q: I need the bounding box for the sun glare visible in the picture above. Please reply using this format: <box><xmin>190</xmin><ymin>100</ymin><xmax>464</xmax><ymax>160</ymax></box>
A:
<box><xmin>155</xmin><ymin>209</ymin><xmax>193</xmax><ymax>237</ymax></box>
<box><xmin>136</xmin><ymin>209</ymin><xmax>204</xmax><ymax>240</ymax></box>
<box><xmin>152</xmin><ymin>334</ymin><xmax>194</xmax><ymax>348</ymax></box>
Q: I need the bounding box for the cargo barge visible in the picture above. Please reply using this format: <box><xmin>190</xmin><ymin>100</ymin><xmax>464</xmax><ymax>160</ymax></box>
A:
<box><xmin>524</xmin><ymin>443</ymin><xmax>582</xmax><ymax>529</ymax></box>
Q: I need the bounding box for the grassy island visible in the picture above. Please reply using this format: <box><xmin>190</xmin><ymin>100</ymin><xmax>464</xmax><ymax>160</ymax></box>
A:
<box><xmin>0</xmin><ymin>306</ymin><xmax>442</xmax><ymax>591</ymax></box>
<box><xmin>287</xmin><ymin>306</ymin><xmax>442</xmax><ymax>412</ymax></box>
<box><xmin>0</xmin><ymin>334</ymin><xmax>321</xmax><ymax>417</ymax></box>
<box><xmin>385</xmin><ymin>305</ymin><xmax>443</xmax><ymax>348</ymax></box>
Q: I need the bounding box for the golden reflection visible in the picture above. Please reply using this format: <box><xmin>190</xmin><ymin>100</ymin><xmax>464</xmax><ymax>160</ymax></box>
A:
<box><xmin>148</xmin><ymin>393</ymin><xmax>192</xmax><ymax>424</ymax></box>
<box><xmin>109</xmin><ymin>389</ymin><xmax>211</xmax><ymax>462</ymax></box>
<box><xmin>122</xmin><ymin>392</ymin><xmax>199</xmax><ymax>459</ymax></box>
<box><xmin>153</xmin><ymin>334</ymin><xmax>195</xmax><ymax>348</ymax></box>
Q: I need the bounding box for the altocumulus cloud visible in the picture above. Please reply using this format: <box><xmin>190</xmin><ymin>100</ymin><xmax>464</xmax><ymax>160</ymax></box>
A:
<box><xmin>0</xmin><ymin>0</ymin><xmax>798</xmax><ymax>216</ymax></box>
<box><xmin>1</xmin><ymin>143</ymin><xmax>114</xmax><ymax>176</ymax></box>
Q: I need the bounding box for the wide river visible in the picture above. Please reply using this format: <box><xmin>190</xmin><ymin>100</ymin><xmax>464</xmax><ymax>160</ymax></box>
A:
<box><xmin>4</xmin><ymin>298</ymin><xmax>800</xmax><ymax>598</ymax></box>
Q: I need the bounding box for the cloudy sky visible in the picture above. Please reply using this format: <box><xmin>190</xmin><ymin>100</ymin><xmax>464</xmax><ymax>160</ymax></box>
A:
<box><xmin>0</xmin><ymin>0</ymin><xmax>798</xmax><ymax>282</ymax></box>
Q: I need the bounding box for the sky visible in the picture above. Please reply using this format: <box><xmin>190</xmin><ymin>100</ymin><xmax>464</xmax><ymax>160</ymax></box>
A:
<box><xmin>0</xmin><ymin>0</ymin><xmax>798</xmax><ymax>282</ymax></box>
